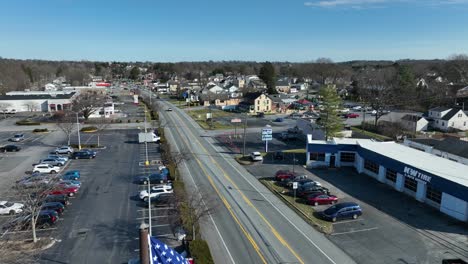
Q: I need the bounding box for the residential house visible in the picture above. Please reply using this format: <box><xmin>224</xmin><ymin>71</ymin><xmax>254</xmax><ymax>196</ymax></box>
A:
<box><xmin>253</xmin><ymin>94</ymin><xmax>273</xmax><ymax>113</ymax></box>
<box><xmin>225</xmin><ymin>85</ymin><xmax>241</xmax><ymax>98</ymax></box>
<box><xmin>239</xmin><ymin>92</ymin><xmax>262</xmax><ymax>112</ymax></box>
<box><xmin>267</xmin><ymin>94</ymin><xmax>289</xmax><ymax>113</ymax></box>
<box><xmin>168</xmin><ymin>81</ymin><xmax>179</xmax><ymax>94</ymax></box>
<box><xmin>276</xmin><ymin>80</ymin><xmax>290</xmax><ymax>93</ymax></box>
<box><xmin>202</xmin><ymin>85</ymin><xmax>224</xmax><ymax>94</ymax></box>
<box><xmin>404</xmin><ymin>137</ymin><xmax>468</xmax><ymax>165</ymax></box>
<box><xmin>400</xmin><ymin>114</ymin><xmax>429</xmax><ymax>132</ymax></box>
<box><xmin>428</xmin><ymin>107</ymin><xmax>468</xmax><ymax>131</ymax></box>
<box><xmin>234</xmin><ymin>78</ymin><xmax>245</xmax><ymax>89</ymax></box>
<box><xmin>248</xmin><ymin>79</ymin><xmax>267</xmax><ymax>90</ymax></box>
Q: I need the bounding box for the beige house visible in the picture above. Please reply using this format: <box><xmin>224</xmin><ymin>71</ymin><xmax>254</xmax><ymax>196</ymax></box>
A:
<box><xmin>253</xmin><ymin>94</ymin><xmax>273</xmax><ymax>113</ymax></box>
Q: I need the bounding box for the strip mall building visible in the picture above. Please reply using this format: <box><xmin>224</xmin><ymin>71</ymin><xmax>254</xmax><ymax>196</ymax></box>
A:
<box><xmin>306</xmin><ymin>136</ymin><xmax>468</xmax><ymax>222</ymax></box>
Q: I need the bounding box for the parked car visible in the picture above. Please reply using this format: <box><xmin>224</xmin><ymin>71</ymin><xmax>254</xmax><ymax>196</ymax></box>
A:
<box><xmin>256</xmin><ymin>112</ymin><xmax>265</xmax><ymax>118</ymax></box>
<box><xmin>280</xmin><ymin>132</ymin><xmax>297</xmax><ymax>141</ymax></box>
<box><xmin>33</xmin><ymin>164</ymin><xmax>61</xmax><ymax>174</ymax></box>
<box><xmin>274</xmin><ymin>117</ymin><xmax>284</xmax><ymax>122</ymax></box>
<box><xmin>166</xmin><ymin>108</ymin><xmax>173</xmax><ymax>111</ymax></box>
<box><xmin>17</xmin><ymin>175</ymin><xmax>53</xmax><ymax>188</ymax></box>
<box><xmin>297</xmin><ymin>185</ymin><xmax>330</xmax><ymax>197</ymax></box>
<box><xmin>307</xmin><ymin>194</ymin><xmax>338</xmax><ymax>206</ymax></box>
<box><xmin>250</xmin><ymin>152</ymin><xmax>263</xmax><ymax>161</ymax></box>
<box><xmin>346</xmin><ymin>113</ymin><xmax>359</xmax><ymax>118</ymax></box>
<box><xmin>44</xmin><ymin>194</ymin><xmax>70</xmax><ymax>206</ymax></box>
<box><xmin>143</xmin><ymin>192</ymin><xmax>175</xmax><ymax>207</ymax></box>
<box><xmin>39</xmin><ymin>158</ymin><xmax>66</xmax><ymax>167</ymax></box>
<box><xmin>71</xmin><ymin>151</ymin><xmax>95</xmax><ymax>159</ymax></box>
<box><xmin>48</xmin><ymin>154</ymin><xmax>69</xmax><ymax>162</ymax></box>
<box><xmin>273</xmin><ymin>151</ymin><xmax>284</xmax><ymax>160</ymax></box>
<box><xmin>2</xmin><ymin>211</ymin><xmax>58</xmax><ymax>231</ymax></box>
<box><xmin>0</xmin><ymin>201</ymin><xmax>24</xmax><ymax>215</ymax></box>
<box><xmin>80</xmin><ymin>148</ymin><xmax>97</xmax><ymax>156</ymax></box>
<box><xmin>275</xmin><ymin>170</ymin><xmax>298</xmax><ymax>181</ymax></box>
<box><xmin>287</xmin><ymin>126</ymin><xmax>302</xmax><ymax>134</ymax></box>
<box><xmin>9</xmin><ymin>134</ymin><xmax>24</xmax><ymax>142</ymax></box>
<box><xmin>282</xmin><ymin>176</ymin><xmax>310</xmax><ymax>187</ymax></box>
<box><xmin>41</xmin><ymin>202</ymin><xmax>65</xmax><ymax>215</ymax></box>
<box><xmin>139</xmin><ymin>186</ymin><xmax>173</xmax><ymax>201</ymax></box>
<box><xmin>299</xmin><ymin>180</ymin><xmax>322</xmax><ymax>188</ymax></box>
<box><xmin>134</xmin><ymin>173</ymin><xmax>169</xmax><ymax>185</ymax></box>
<box><xmin>352</xmin><ymin>105</ymin><xmax>362</xmax><ymax>110</ymax></box>
<box><xmin>56</xmin><ymin>180</ymin><xmax>81</xmax><ymax>188</ymax></box>
<box><xmin>48</xmin><ymin>186</ymin><xmax>79</xmax><ymax>197</ymax></box>
<box><xmin>0</xmin><ymin>145</ymin><xmax>21</xmax><ymax>152</ymax></box>
<box><xmin>62</xmin><ymin>170</ymin><xmax>80</xmax><ymax>181</ymax></box>
<box><xmin>55</xmin><ymin>146</ymin><xmax>74</xmax><ymax>154</ymax></box>
<box><xmin>321</xmin><ymin>202</ymin><xmax>362</xmax><ymax>222</ymax></box>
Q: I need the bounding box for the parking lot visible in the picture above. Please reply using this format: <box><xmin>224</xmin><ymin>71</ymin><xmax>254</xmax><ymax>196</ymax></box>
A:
<box><xmin>214</xmin><ymin>122</ymin><xmax>468</xmax><ymax>264</ymax></box>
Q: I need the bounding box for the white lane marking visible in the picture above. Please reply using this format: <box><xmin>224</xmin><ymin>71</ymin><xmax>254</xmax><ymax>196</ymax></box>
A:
<box><xmin>151</xmin><ymin>224</ymin><xmax>170</xmax><ymax>228</ymax></box>
<box><xmin>207</xmin><ymin>129</ymin><xmax>339</xmax><ymax>264</ymax></box>
<box><xmin>331</xmin><ymin>227</ymin><xmax>379</xmax><ymax>236</ymax></box>
<box><xmin>332</xmin><ymin>219</ymin><xmax>364</xmax><ymax>225</ymax></box>
<box><xmin>5</xmin><ymin>227</ymin><xmax>58</xmax><ymax>234</ymax></box>
<box><xmin>164</xmin><ymin>102</ymin><xmax>236</xmax><ymax>264</ymax></box>
<box><xmin>135</xmin><ymin>216</ymin><xmax>168</xmax><ymax>220</ymax></box>
<box><xmin>137</xmin><ymin>207</ymin><xmax>173</xmax><ymax>212</ymax></box>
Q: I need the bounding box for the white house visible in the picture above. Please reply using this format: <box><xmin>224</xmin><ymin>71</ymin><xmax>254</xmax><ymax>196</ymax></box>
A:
<box><xmin>428</xmin><ymin>107</ymin><xmax>468</xmax><ymax>131</ymax></box>
<box><xmin>202</xmin><ymin>85</ymin><xmax>224</xmax><ymax>94</ymax></box>
<box><xmin>400</xmin><ymin>114</ymin><xmax>429</xmax><ymax>132</ymax></box>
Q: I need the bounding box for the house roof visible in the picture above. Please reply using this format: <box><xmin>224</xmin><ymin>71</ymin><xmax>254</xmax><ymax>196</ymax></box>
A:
<box><xmin>242</xmin><ymin>92</ymin><xmax>262</xmax><ymax>104</ymax></box>
<box><xmin>429</xmin><ymin>106</ymin><xmax>451</xmax><ymax>112</ymax></box>
<box><xmin>267</xmin><ymin>94</ymin><xmax>288</xmax><ymax>103</ymax></box>
<box><xmin>441</xmin><ymin>108</ymin><xmax>462</xmax><ymax>121</ymax></box>
<box><xmin>297</xmin><ymin>99</ymin><xmax>312</xmax><ymax>105</ymax></box>
<box><xmin>401</xmin><ymin>114</ymin><xmax>425</xmax><ymax>122</ymax></box>
<box><xmin>276</xmin><ymin>80</ymin><xmax>290</xmax><ymax>87</ymax></box>
<box><xmin>0</xmin><ymin>92</ymin><xmax>76</xmax><ymax>101</ymax></box>
<box><xmin>411</xmin><ymin>137</ymin><xmax>468</xmax><ymax>159</ymax></box>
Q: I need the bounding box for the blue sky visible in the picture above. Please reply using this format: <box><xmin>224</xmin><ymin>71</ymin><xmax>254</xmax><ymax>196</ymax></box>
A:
<box><xmin>0</xmin><ymin>0</ymin><xmax>467</xmax><ymax>62</ymax></box>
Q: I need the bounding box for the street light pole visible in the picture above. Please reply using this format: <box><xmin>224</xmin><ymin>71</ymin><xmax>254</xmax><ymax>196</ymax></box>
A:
<box><xmin>76</xmin><ymin>112</ymin><xmax>81</xmax><ymax>150</ymax></box>
<box><xmin>144</xmin><ymin>106</ymin><xmax>149</xmax><ymax>166</ymax></box>
<box><xmin>147</xmin><ymin>180</ymin><xmax>152</xmax><ymax>236</ymax></box>
<box><xmin>242</xmin><ymin>113</ymin><xmax>248</xmax><ymax>157</ymax></box>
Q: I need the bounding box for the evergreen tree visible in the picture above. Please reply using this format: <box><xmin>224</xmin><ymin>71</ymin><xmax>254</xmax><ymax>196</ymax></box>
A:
<box><xmin>129</xmin><ymin>66</ymin><xmax>140</xmax><ymax>80</ymax></box>
<box><xmin>317</xmin><ymin>85</ymin><xmax>344</xmax><ymax>140</ymax></box>
<box><xmin>259</xmin><ymin>61</ymin><xmax>277</xmax><ymax>94</ymax></box>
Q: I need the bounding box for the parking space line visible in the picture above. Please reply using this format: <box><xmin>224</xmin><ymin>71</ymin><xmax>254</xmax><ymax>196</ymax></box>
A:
<box><xmin>152</xmin><ymin>224</ymin><xmax>170</xmax><ymax>227</ymax></box>
<box><xmin>135</xmin><ymin>216</ymin><xmax>168</xmax><ymax>220</ymax></box>
<box><xmin>331</xmin><ymin>219</ymin><xmax>364</xmax><ymax>225</ymax></box>
<box><xmin>330</xmin><ymin>227</ymin><xmax>379</xmax><ymax>236</ymax></box>
<box><xmin>137</xmin><ymin>207</ymin><xmax>174</xmax><ymax>212</ymax></box>
<box><xmin>4</xmin><ymin>227</ymin><xmax>58</xmax><ymax>234</ymax></box>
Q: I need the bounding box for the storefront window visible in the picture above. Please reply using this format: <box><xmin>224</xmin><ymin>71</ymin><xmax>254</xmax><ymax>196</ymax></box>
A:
<box><xmin>404</xmin><ymin>177</ymin><xmax>418</xmax><ymax>192</ymax></box>
<box><xmin>364</xmin><ymin>159</ymin><xmax>379</xmax><ymax>174</ymax></box>
<box><xmin>426</xmin><ymin>185</ymin><xmax>442</xmax><ymax>204</ymax></box>
<box><xmin>309</xmin><ymin>152</ymin><xmax>325</xmax><ymax>161</ymax></box>
<box><xmin>386</xmin><ymin>169</ymin><xmax>397</xmax><ymax>182</ymax></box>
<box><xmin>340</xmin><ymin>152</ymin><xmax>355</xmax><ymax>162</ymax></box>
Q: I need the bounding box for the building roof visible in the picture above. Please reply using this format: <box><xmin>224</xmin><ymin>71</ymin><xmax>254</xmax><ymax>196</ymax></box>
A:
<box><xmin>412</xmin><ymin>137</ymin><xmax>468</xmax><ymax>159</ymax></box>
<box><xmin>242</xmin><ymin>92</ymin><xmax>262</xmax><ymax>104</ymax></box>
<box><xmin>429</xmin><ymin>106</ymin><xmax>451</xmax><ymax>112</ymax></box>
<box><xmin>276</xmin><ymin>80</ymin><xmax>290</xmax><ymax>87</ymax></box>
<box><xmin>267</xmin><ymin>94</ymin><xmax>288</xmax><ymax>103</ymax></box>
<box><xmin>357</xmin><ymin>140</ymin><xmax>468</xmax><ymax>187</ymax></box>
<box><xmin>0</xmin><ymin>92</ymin><xmax>76</xmax><ymax>101</ymax></box>
<box><xmin>441</xmin><ymin>108</ymin><xmax>462</xmax><ymax>121</ymax></box>
<box><xmin>308</xmin><ymin>136</ymin><xmax>468</xmax><ymax>187</ymax></box>
<box><xmin>401</xmin><ymin>114</ymin><xmax>425</xmax><ymax>122</ymax></box>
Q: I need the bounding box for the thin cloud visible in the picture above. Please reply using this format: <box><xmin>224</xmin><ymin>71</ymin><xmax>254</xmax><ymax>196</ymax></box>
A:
<box><xmin>304</xmin><ymin>0</ymin><xmax>468</xmax><ymax>8</ymax></box>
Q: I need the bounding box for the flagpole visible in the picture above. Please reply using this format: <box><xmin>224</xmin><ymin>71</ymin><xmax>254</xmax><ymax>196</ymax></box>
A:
<box><xmin>139</xmin><ymin>223</ymin><xmax>150</xmax><ymax>264</ymax></box>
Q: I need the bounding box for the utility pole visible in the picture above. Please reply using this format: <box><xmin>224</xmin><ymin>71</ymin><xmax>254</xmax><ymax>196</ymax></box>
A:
<box><xmin>147</xmin><ymin>180</ymin><xmax>152</xmax><ymax>236</ymax></box>
<box><xmin>76</xmin><ymin>112</ymin><xmax>81</xmax><ymax>150</ymax></box>
<box><xmin>242</xmin><ymin>113</ymin><xmax>248</xmax><ymax>157</ymax></box>
<box><xmin>144</xmin><ymin>106</ymin><xmax>149</xmax><ymax>166</ymax></box>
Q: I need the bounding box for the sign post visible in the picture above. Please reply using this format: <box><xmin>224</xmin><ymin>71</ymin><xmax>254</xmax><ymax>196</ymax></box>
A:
<box><xmin>231</xmin><ymin>118</ymin><xmax>242</xmax><ymax>138</ymax></box>
<box><xmin>261</xmin><ymin>127</ymin><xmax>273</xmax><ymax>152</ymax></box>
<box><xmin>293</xmin><ymin>182</ymin><xmax>298</xmax><ymax>201</ymax></box>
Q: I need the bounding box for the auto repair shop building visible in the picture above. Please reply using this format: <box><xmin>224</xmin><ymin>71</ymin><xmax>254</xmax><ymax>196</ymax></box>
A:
<box><xmin>306</xmin><ymin>135</ymin><xmax>468</xmax><ymax>222</ymax></box>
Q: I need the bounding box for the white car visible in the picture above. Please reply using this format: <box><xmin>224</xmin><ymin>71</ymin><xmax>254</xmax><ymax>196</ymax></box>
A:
<box><xmin>33</xmin><ymin>164</ymin><xmax>61</xmax><ymax>174</ymax></box>
<box><xmin>55</xmin><ymin>146</ymin><xmax>74</xmax><ymax>154</ymax></box>
<box><xmin>250</xmin><ymin>152</ymin><xmax>263</xmax><ymax>161</ymax></box>
<box><xmin>9</xmin><ymin>134</ymin><xmax>25</xmax><ymax>142</ymax></box>
<box><xmin>0</xmin><ymin>201</ymin><xmax>24</xmax><ymax>215</ymax></box>
<box><xmin>139</xmin><ymin>185</ymin><xmax>173</xmax><ymax>201</ymax></box>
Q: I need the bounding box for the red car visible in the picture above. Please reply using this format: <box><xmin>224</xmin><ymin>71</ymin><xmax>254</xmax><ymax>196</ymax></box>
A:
<box><xmin>307</xmin><ymin>193</ymin><xmax>338</xmax><ymax>206</ymax></box>
<box><xmin>346</xmin><ymin>113</ymin><xmax>359</xmax><ymax>118</ymax></box>
<box><xmin>274</xmin><ymin>170</ymin><xmax>298</xmax><ymax>181</ymax></box>
<box><xmin>49</xmin><ymin>187</ymin><xmax>79</xmax><ymax>197</ymax></box>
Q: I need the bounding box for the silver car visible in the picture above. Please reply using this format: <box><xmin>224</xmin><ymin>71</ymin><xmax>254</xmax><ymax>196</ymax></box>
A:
<box><xmin>10</xmin><ymin>134</ymin><xmax>24</xmax><ymax>142</ymax></box>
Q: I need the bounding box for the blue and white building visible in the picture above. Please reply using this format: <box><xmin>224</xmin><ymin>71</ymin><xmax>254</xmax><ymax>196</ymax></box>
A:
<box><xmin>306</xmin><ymin>135</ymin><xmax>468</xmax><ymax>222</ymax></box>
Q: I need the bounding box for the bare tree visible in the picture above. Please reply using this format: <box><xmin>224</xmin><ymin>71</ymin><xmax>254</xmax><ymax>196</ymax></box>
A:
<box><xmin>56</xmin><ymin>112</ymin><xmax>76</xmax><ymax>145</ymax></box>
<box><xmin>71</xmin><ymin>92</ymin><xmax>106</xmax><ymax>120</ymax></box>
<box><xmin>23</xmin><ymin>101</ymin><xmax>39</xmax><ymax>112</ymax></box>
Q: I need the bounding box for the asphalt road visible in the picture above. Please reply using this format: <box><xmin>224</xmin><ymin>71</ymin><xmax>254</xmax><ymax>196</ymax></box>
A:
<box><xmin>152</xmin><ymin>91</ymin><xmax>356</xmax><ymax>264</ymax></box>
<box><xmin>39</xmin><ymin>130</ymin><xmax>141</xmax><ymax>264</ymax></box>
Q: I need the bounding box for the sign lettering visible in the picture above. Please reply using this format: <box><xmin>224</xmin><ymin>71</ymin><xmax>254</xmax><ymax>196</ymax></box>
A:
<box><xmin>403</xmin><ymin>166</ymin><xmax>432</xmax><ymax>183</ymax></box>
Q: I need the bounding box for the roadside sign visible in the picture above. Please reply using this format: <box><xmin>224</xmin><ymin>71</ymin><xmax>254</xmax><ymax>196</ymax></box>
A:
<box><xmin>292</xmin><ymin>182</ymin><xmax>298</xmax><ymax>189</ymax></box>
<box><xmin>231</xmin><ymin>118</ymin><xmax>242</xmax><ymax>123</ymax></box>
<box><xmin>261</xmin><ymin>128</ymin><xmax>272</xmax><ymax>141</ymax></box>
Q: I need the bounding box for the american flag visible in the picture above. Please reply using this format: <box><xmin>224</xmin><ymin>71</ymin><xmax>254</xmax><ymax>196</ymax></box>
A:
<box><xmin>149</xmin><ymin>235</ymin><xmax>189</xmax><ymax>264</ymax></box>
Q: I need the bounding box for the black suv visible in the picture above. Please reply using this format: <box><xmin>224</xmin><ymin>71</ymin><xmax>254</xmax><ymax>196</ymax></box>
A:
<box><xmin>0</xmin><ymin>145</ymin><xmax>21</xmax><ymax>152</ymax></box>
<box><xmin>71</xmin><ymin>151</ymin><xmax>95</xmax><ymax>159</ymax></box>
<box><xmin>44</xmin><ymin>194</ymin><xmax>70</xmax><ymax>206</ymax></box>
